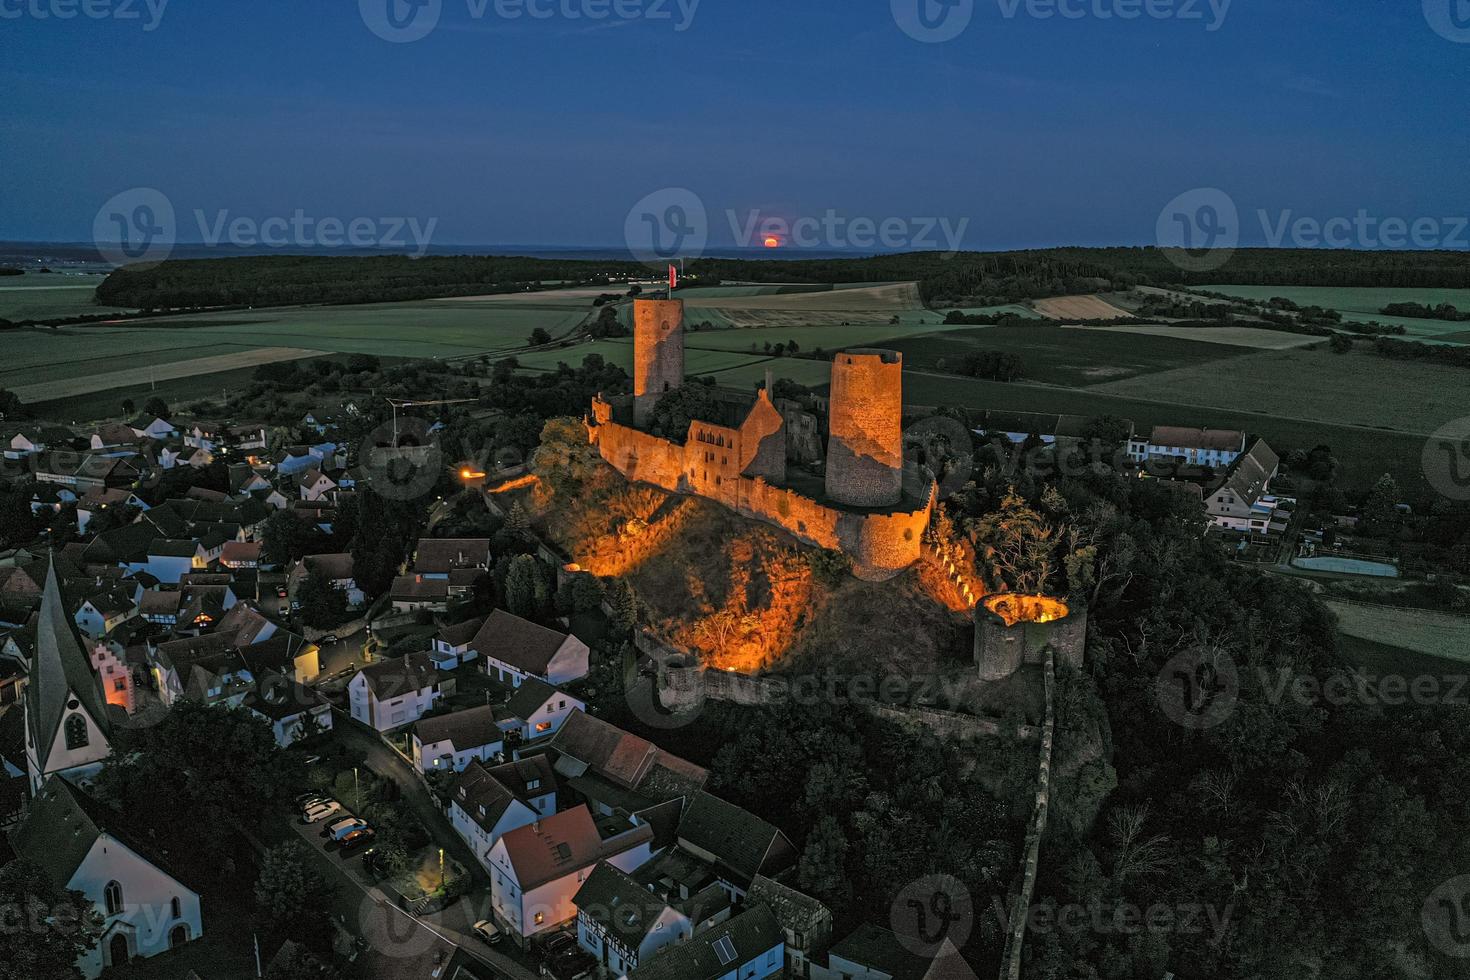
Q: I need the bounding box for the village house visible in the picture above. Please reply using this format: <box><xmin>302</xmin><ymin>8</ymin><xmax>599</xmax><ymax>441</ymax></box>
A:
<box><xmin>347</xmin><ymin>654</ymin><xmax>446</xmax><ymax>732</ymax></box>
<box><xmin>413</xmin><ymin>538</ymin><xmax>492</xmax><ymax>578</ymax></box>
<box><xmin>74</xmin><ymin>586</ymin><xmax>138</xmax><ymax>639</ymax></box>
<box><xmin>625</xmin><ymin>903</ymin><xmax>785</xmax><ymax>980</ymax></box>
<box><xmin>812</xmin><ymin>923</ymin><xmax>971</xmax><ymax>980</ymax></box>
<box><xmin>472</xmin><ymin>609</ymin><xmax>590</xmax><ymax>687</ymax></box>
<box><xmin>1206</xmin><ymin>439</ymin><xmax>1287</xmax><ymax>535</ymax></box>
<box><xmin>149</xmin><ymin>635</ymin><xmax>254</xmax><ymax>709</ymax></box>
<box><xmin>412</xmin><ymin>704</ymin><xmax>505</xmax><ymax>774</ymax></box>
<box><xmin>547</xmin><ymin>709</ymin><xmax>709</xmax><ymax>822</ymax></box>
<box><xmin>487</xmin><ymin>803</ymin><xmax>657</xmax><ymax>948</ymax></box>
<box><xmin>127</xmin><ymin>415</ymin><xmax>178</xmax><ymax>441</ymax></box>
<box><xmin>88</xmin><ymin>640</ymin><xmax>136</xmax><ymax>717</ymax></box>
<box><xmin>10</xmin><ymin>777</ymin><xmax>204</xmax><ymax>977</ymax></box>
<box><xmin>747</xmin><ymin>875</ymin><xmax>833</xmax><ymax>980</ymax></box>
<box><xmin>447</xmin><ymin>759</ymin><xmax>544</xmax><ymax>870</ymax></box>
<box><xmin>144</xmin><ymin>539</ymin><xmax>208</xmax><ymax>584</ymax></box>
<box><xmin>243</xmin><ymin>673</ymin><xmax>333</xmax><ymax>748</ymax></box>
<box><xmin>674</xmin><ymin>791</ymin><xmax>797</xmax><ymax>901</ymax></box>
<box><xmin>297</xmin><ymin>468</ymin><xmax>338</xmax><ymax>502</ymax></box>
<box><xmin>1128</xmin><ymin>426</ymin><xmax>1246</xmax><ymax>470</ymax></box>
<box><xmin>574</xmin><ymin>861</ymin><xmax>733</xmax><ymax>978</ymax></box>
<box><xmin>390</xmin><ymin>574</ymin><xmax>451</xmax><ymax>613</ymax></box>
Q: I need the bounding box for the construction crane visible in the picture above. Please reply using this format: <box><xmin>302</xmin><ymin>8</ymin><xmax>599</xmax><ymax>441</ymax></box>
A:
<box><xmin>384</xmin><ymin>397</ymin><xmax>476</xmax><ymax>444</ymax></box>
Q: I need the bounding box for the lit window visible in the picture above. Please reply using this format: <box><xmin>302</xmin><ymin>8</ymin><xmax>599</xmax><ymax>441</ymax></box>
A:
<box><xmin>534</xmin><ymin>912</ymin><xmax>545</xmax><ymax>925</ymax></box>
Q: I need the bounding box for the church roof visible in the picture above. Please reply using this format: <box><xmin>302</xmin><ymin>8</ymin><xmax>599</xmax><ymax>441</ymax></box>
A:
<box><xmin>25</xmin><ymin>557</ymin><xmax>111</xmax><ymax>775</ymax></box>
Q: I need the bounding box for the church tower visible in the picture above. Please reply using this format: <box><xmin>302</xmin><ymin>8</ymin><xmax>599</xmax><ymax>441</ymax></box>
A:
<box><xmin>24</xmin><ymin>559</ymin><xmax>114</xmax><ymax>792</ymax></box>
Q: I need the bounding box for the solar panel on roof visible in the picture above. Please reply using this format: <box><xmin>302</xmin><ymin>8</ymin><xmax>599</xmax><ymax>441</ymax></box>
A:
<box><xmin>712</xmin><ymin>934</ymin><xmax>737</xmax><ymax>966</ymax></box>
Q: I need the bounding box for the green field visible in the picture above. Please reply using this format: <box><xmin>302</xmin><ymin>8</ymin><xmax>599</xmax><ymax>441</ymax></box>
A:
<box><xmin>1093</xmin><ymin>348</ymin><xmax>1470</xmax><ymax>436</ymax></box>
<box><xmin>1202</xmin><ymin>284</ymin><xmax>1470</xmax><ymax>341</ymax></box>
<box><xmin>886</xmin><ymin>323</ymin><xmax>1254</xmax><ymax>387</ymax></box>
<box><xmin>0</xmin><ymin>273</ymin><xmax>133</xmax><ymax>320</ymax></box>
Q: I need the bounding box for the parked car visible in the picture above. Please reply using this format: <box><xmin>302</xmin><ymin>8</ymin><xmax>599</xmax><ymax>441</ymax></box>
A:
<box><xmin>298</xmin><ymin>795</ymin><xmax>333</xmax><ymax>814</ymax></box>
<box><xmin>321</xmin><ymin>633</ymin><xmax>339</xmax><ymax>644</ymax></box>
<box><xmin>339</xmin><ymin>828</ymin><xmax>376</xmax><ymax>855</ymax></box>
<box><xmin>302</xmin><ymin>801</ymin><xmax>343</xmax><ymax>824</ymax></box>
<box><xmin>324</xmin><ymin>817</ymin><xmax>368</xmax><ymax>841</ymax></box>
<box><xmin>472</xmin><ymin>920</ymin><xmax>502</xmax><ymax>945</ymax></box>
<box><xmin>541</xmin><ymin>932</ymin><xmax>576</xmax><ymax>960</ymax></box>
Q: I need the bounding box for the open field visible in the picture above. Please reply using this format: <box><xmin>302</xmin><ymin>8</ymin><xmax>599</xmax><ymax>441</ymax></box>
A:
<box><xmin>8</xmin><ymin>346</ymin><xmax>325</xmax><ymax>403</ymax></box>
<box><xmin>887</xmin><ymin>323</ymin><xmax>1255</xmax><ymax>386</ymax></box>
<box><xmin>1325</xmin><ymin>600</ymin><xmax>1470</xmax><ymax>665</ymax></box>
<box><xmin>1062</xmin><ymin>323</ymin><xmax>1321</xmax><ymax>349</ymax></box>
<box><xmin>1092</xmin><ymin>349</ymin><xmax>1470</xmax><ymax>436</ymax></box>
<box><xmin>0</xmin><ymin>272</ymin><xmax>133</xmax><ymax>320</ymax></box>
<box><xmin>1202</xmin><ymin>284</ymin><xmax>1470</xmax><ymax>342</ymax></box>
<box><xmin>678</xmin><ymin>282</ymin><xmax>925</xmax><ymax>328</ymax></box>
<box><xmin>1032</xmin><ymin>294</ymin><xmax>1131</xmax><ymax>321</ymax></box>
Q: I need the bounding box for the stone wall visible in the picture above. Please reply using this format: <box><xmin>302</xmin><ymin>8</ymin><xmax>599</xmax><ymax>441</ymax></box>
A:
<box><xmin>825</xmin><ymin>349</ymin><xmax>903</xmax><ymax>508</ymax></box>
<box><xmin>589</xmin><ymin>416</ymin><xmax>932</xmax><ymax>582</ymax></box>
<box><xmin>633</xmin><ymin>299</ymin><xmax>685</xmax><ymax>428</ymax></box>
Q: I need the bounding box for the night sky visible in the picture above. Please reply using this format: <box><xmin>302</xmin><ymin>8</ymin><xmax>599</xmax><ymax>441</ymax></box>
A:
<box><xmin>3</xmin><ymin>0</ymin><xmax>1467</xmax><ymax>250</ymax></box>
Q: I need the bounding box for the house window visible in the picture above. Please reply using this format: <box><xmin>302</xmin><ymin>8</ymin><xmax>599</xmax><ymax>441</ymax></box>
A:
<box><xmin>65</xmin><ymin>714</ymin><xmax>89</xmax><ymax>750</ymax></box>
<box><xmin>535</xmin><ymin>722</ymin><xmax>552</xmax><ymax>733</ymax></box>
<box><xmin>171</xmin><ymin>896</ymin><xmax>182</xmax><ymax>919</ymax></box>
<box><xmin>534</xmin><ymin>912</ymin><xmax>545</xmax><ymax>925</ymax></box>
<box><xmin>104</xmin><ymin>881</ymin><xmax>123</xmax><ymax>915</ymax></box>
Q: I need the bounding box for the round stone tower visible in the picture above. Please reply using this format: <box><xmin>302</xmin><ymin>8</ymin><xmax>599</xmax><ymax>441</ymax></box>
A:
<box><xmin>975</xmin><ymin>593</ymin><xmax>1077</xmax><ymax>681</ymax></box>
<box><xmin>633</xmin><ymin>299</ymin><xmax>685</xmax><ymax>429</ymax></box>
<box><xmin>825</xmin><ymin>349</ymin><xmax>904</xmax><ymax>507</ymax></box>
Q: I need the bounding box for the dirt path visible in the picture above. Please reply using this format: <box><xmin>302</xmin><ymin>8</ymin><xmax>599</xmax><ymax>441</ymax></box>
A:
<box><xmin>12</xmin><ymin>345</ymin><xmax>327</xmax><ymax>402</ymax></box>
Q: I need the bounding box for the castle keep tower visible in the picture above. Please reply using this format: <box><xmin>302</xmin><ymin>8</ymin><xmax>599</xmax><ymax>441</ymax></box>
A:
<box><xmin>633</xmin><ymin>299</ymin><xmax>686</xmax><ymax>429</ymax></box>
<box><xmin>825</xmin><ymin>349</ymin><xmax>904</xmax><ymax>507</ymax></box>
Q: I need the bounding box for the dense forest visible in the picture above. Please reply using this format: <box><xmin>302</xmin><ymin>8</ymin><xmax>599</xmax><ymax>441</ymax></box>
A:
<box><xmin>94</xmin><ymin>247</ymin><xmax>1470</xmax><ymax>313</ymax></box>
<box><xmin>94</xmin><ymin>254</ymin><xmax>650</xmax><ymax>309</ymax></box>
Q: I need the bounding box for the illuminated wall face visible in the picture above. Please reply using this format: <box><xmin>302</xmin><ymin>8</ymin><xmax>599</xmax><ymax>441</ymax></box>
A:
<box><xmin>632</xmin><ymin>299</ymin><xmax>686</xmax><ymax>429</ymax></box>
<box><xmin>983</xmin><ymin>593</ymin><xmax>1070</xmax><ymax>627</ymax></box>
<box><xmin>825</xmin><ymin>350</ymin><xmax>904</xmax><ymax>508</ymax></box>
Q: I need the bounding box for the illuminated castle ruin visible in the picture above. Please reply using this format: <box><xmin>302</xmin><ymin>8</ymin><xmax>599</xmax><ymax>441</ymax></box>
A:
<box><xmin>588</xmin><ymin>299</ymin><xmax>934</xmax><ymax>581</ymax></box>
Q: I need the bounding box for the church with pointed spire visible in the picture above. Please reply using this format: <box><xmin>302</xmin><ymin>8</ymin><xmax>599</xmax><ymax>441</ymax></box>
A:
<box><xmin>23</xmin><ymin>557</ymin><xmax>115</xmax><ymax>792</ymax></box>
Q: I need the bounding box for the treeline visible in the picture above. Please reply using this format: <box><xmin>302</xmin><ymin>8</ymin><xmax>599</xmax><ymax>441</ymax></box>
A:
<box><xmin>1371</xmin><ymin>335</ymin><xmax>1470</xmax><ymax>368</ymax></box>
<box><xmin>935</xmin><ymin>350</ymin><xmax>1025</xmax><ymax>382</ymax></box>
<box><xmin>0</xmin><ymin>268</ymin><xmax>22</xmax><ymax>277</ymax></box>
<box><xmin>95</xmin><ymin>254</ymin><xmax>650</xmax><ymax>309</ymax></box>
<box><xmin>1383</xmin><ymin>301</ymin><xmax>1470</xmax><ymax>322</ymax></box>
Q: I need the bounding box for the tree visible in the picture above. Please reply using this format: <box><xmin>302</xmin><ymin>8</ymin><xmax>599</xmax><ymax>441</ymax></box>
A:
<box><xmin>0</xmin><ymin>859</ymin><xmax>102</xmax><ymax>980</ymax></box>
<box><xmin>93</xmin><ymin>701</ymin><xmax>298</xmax><ymax>866</ymax></box>
<box><xmin>1363</xmin><ymin>472</ymin><xmax>1402</xmax><ymax>534</ymax></box>
<box><xmin>142</xmin><ymin>396</ymin><xmax>169</xmax><ymax>419</ymax></box>
<box><xmin>966</xmin><ymin>490</ymin><xmax>1059</xmax><ymax>593</ymax></box>
<box><xmin>503</xmin><ymin>554</ymin><xmax>548</xmax><ymax>619</ymax></box>
<box><xmin>555</xmin><ymin>572</ymin><xmax>604</xmax><ymax>616</ymax></box>
<box><xmin>0</xmin><ymin>389</ymin><xmax>21</xmax><ymax>421</ymax></box>
<box><xmin>297</xmin><ymin>568</ymin><xmax>348</xmax><ymax>628</ymax></box>
<box><xmin>528</xmin><ymin>327</ymin><xmax>552</xmax><ymax>346</ymax></box>
<box><xmin>254</xmin><ymin>842</ymin><xmax>334</xmax><ymax>941</ymax></box>
<box><xmin>261</xmin><ymin>511</ymin><xmax>327</xmax><ymax>566</ymax></box>
<box><xmin>120</xmin><ymin>398</ymin><xmax>135</xmax><ymax>417</ymax></box>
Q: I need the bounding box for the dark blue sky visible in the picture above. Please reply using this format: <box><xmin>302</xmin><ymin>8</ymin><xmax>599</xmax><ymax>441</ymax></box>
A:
<box><xmin>3</xmin><ymin>0</ymin><xmax>1467</xmax><ymax>250</ymax></box>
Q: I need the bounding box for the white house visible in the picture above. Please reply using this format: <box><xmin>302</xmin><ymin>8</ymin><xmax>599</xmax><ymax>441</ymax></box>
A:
<box><xmin>144</xmin><ymin>539</ymin><xmax>208</xmax><ymax>584</ymax></box>
<box><xmin>12</xmin><ymin>777</ymin><xmax>203</xmax><ymax>978</ymax></box>
<box><xmin>244</xmin><ymin>674</ymin><xmax>334</xmax><ymax>748</ymax></box>
<box><xmin>813</xmin><ymin>923</ymin><xmax>970</xmax><ymax>980</ymax></box>
<box><xmin>1128</xmin><ymin>426</ymin><xmax>1246</xmax><ymax>470</ymax></box>
<box><xmin>74</xmin><ymin>587</ymin><xmax>138</xmax><ymax>640</ymax></box>
<box><xmin>1206</xmin><ymin>440</ymin><xmax>1285</xmax><ymax>534</ymax></box>
<box><xmin>127</xmin><ymin>415</ymin><xmax>178</xmax><ymax>441</ymax></box>
<box><xmin>501</xmin><ymin>677</ymin><xmax>584</xmax><ymax>744</ymax></box>
<box><xmin>412</xmin><ymin>704</ymin><xmax>505</xmax><ymax>774</ymax></box>
<box><xmin>348</xmin><ymin>654</ymin><xmax>444</xmax><ymax>732</ymax></box>
<box><xmin>574</xmin><ymin>862</ymin><xmax>732</xmax><ymax>978</ymax></box>
<box><xmin>472</xmin><ymin>610</ymin><xmax>590</xmax><ymax>688</ymax></box>
<box><xmin>447</xmin><ymin>759</ymin><xmax>542</xmax><ymax>871</ymax></box>
<box><xmin>297</xmin><ymin>468</ymin><xmax>338</xmax><ymax>502</ymax></box>
<box><xmin>487</xmin><ymin>804</ymin><xmax>656</xmax><ymax>948</ymax></box>
<box><xmin>24</xmin><ymin>564</ymin><xmax>115</xmax><ymax>793</ymax></box>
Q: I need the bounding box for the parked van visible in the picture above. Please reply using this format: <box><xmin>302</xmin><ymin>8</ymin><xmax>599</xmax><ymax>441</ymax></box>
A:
<box><xmin>325</xmin><ymin>817</ymin><xmax>368</xmax><ymax>841</ymax></box>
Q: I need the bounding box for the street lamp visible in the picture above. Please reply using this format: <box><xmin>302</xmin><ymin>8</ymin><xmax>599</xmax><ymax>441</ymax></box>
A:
<box><xmin>439</xmin><ymin>848</ymin><xmax>446</xmax><ymax>891</ymax></box>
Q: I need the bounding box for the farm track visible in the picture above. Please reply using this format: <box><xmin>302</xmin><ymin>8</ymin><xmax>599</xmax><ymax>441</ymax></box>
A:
<box><xmin>9</xmin><ymin>346</ymin><xmax>327</xmax><ymax>402</ymax></box>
